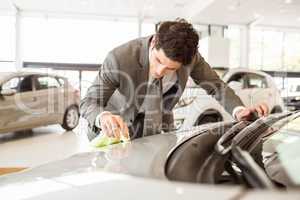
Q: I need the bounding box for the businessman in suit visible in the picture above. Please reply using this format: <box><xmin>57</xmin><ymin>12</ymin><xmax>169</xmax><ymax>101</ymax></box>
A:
<box><xmin>80</xmin><ymin>20</ymin><xmax>268</xmax><ymax>141</ymax></box>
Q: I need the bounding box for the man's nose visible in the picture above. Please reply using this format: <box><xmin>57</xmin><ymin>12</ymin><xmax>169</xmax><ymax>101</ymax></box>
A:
<box><xmin>156</xmin><ymin>65</ymin><xmax>165</xmax><ymax>76</ymax></box>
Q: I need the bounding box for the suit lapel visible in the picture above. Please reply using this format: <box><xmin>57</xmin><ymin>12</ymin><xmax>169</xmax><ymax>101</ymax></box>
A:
<box><xmin>135</xmin><ymin>36</ymin><xmax>152</xmax><ymax>111</ymax></box>
<box><xmin>177</xmin><ymin>64</ymin><xmax>190</xmax><ymax>96</ymax></box>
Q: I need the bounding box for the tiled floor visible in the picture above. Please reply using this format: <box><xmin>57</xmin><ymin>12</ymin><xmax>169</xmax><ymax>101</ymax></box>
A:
<box><xmin>0</xmin><ymin>120</ymin><xmax>91</xmax><ymax>168</ymax></box>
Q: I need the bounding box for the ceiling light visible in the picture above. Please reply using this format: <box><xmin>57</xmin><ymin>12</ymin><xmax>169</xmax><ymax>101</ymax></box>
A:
<box><xmin>285</xmin><ymin>0</ymin><xmax>293</xmax><ymax>4</ymax></box>
<box><xmin>254</xmin><ymin>13</ymin><xmax>261</xmax><ymax>19</ymax></box>
<box><xmin>228</xmin><ymin>5</ymin><xmax>237</xmax><ymax>11</ymax></box>
<box><xmin>297</xmin><ymin>17</ymin><xmax>300</xmax><ymax>21</ymax></box>
<box><xmin>174</xmin><ymin>3</ymin><xmax>185</xmax><ymax>8</ymax></box>
<box><xmin>80</xmin><ymin>0</ymin><xmax>89</xmax><ymax>5</ymax></box>
<box><xmin>280</xmin><ymin>9</ymin><xmax>288</xmax><ymax>13</ymax></box>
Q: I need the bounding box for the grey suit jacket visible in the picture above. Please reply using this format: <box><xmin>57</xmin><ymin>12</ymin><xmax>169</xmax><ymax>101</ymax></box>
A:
<box><xmin>80</xmin><ymin>36</ymin><xmax>244</xmax><ymax>140</ymax></box>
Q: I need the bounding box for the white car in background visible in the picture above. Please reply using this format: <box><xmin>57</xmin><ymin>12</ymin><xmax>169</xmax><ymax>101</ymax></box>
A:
<box><xmin>174</xmin><ymin>68</ymin><xmax>284</xmax><ymax>129</ymax></box>
<box><xmin>281</xmin><ymin>84</ymin><xmax>300</xmax><ymax>111</ymax></box>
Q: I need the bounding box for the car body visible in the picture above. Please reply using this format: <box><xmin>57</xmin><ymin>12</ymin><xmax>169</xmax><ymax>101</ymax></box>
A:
<box><xmin>1</xmin><ymin>112</ymin><xmax>300</xmax><ymax>199</ymax></box>
<box><xmin>0</xmin><ymin>72</ymin><xmax>80</xmax><ymax>133</ymax></box>
<box><xmin>281</xmin><ymin>84</ymin><xmax>300</xmax><ymax>111</ymax></box>
<box><xmin>174</xmin><ymin>68</ymin><xmax>284</xmax><ymax>130</ymax></box>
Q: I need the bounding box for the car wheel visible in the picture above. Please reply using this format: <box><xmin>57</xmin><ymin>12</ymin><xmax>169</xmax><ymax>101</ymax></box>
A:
<box><xmin>195</xmin><ymin>113</ymin><xmax>223</xmax><ymax>126</ymax></box>
<box><xmin>271</xmin><ymin>106</ymin><xmax>283</xmax><ymax>114</ymax></box>
<box><xmin>62</xmin><ymin>105</ymin><xmax>79</xmax><ymax>131</ymax></box>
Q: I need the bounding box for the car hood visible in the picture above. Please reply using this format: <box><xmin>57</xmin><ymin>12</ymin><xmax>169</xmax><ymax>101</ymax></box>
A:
<box><xmin>1</xmin><ymin>115</ymin><xmax>300</xmax><ymax>199</ymax></box>
<box><xmin>0</xmin><ymin>121</ymin><xmax>233</xmax><ymax>186</ymax></box>
<box><xmin>1</xmin><ymin>170</ymin><xmax>300</xmax><ymax>200</ymax></box>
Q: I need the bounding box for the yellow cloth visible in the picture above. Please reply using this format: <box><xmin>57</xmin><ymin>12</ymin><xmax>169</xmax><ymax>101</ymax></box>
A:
<box><xmin>90</xmin><ymin>133</ymin><xmax>130</xmax><ymax>148</ymax></box>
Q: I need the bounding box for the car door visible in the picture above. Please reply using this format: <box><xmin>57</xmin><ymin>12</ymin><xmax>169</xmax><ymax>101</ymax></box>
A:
<box><xmin>32</xmin><ymin>75</ymin><xmax>64</xmax><ymax>124</ymax></box>
<box><xmin>0</xmin><ymin>75</ymin><xmax>38</xmax><ymax>132</ymax></box>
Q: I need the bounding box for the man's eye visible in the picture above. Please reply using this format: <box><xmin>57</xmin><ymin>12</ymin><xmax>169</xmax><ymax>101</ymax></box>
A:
<box><xmin>167</xmin><ymin>68</ymin><xmax>176</xmax><ymax>71</ymax></box>
<box><xmin>156</xmin><ymin>58</ymin><xmax>161</xmax><ymax>64</ymax></box>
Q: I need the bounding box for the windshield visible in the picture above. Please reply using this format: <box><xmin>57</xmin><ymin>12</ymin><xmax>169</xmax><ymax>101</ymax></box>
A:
<box><xmin>214</xmin><ymin>69</ymin><xmax>227</xmax><ymax>78</ymax></box>
<box><xmin>289</xmin><ymin>85</ymin><xmax>300</xmax><ymax>93</ymax></box>
<box><xmin>263</xmin><ymin>115</ymin><xmax>300</xmax><ymax>186</ymax></box>
<box><xmin>280</xmin><ymin>116</ymin><xmax>300</xmax><ymax>133</ymax></box>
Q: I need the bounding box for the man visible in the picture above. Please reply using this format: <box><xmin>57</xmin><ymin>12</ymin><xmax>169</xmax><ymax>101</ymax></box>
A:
<box><xmin>80</xmin><ymin>20</ymin><xmax>268</xmax><ymax>141</ymax></box>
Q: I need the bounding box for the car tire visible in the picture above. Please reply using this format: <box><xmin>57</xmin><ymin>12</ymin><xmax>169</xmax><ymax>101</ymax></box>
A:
<box><xmin>271</xmin><ymin>106</ymin><xmax>283</xmax><ymax>114</ymax></box>
<box><xmin>62</xmin><ymin>105</ymin><xmax>80</xmax><ymax>131</ymax></box>
<box><xmin>195</xmin><ymin>113</ymin><xmax>223</xmax><ymax>126</ymax></box>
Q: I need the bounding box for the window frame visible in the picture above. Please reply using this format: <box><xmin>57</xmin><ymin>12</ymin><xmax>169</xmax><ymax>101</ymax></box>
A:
<box><xmin>33</xmin><ymin>75</ymin><xmax>62</xmax><ymax>91</ymax></box>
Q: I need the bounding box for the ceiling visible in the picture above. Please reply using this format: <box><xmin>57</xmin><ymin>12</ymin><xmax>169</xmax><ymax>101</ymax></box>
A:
<box><xmin>0</xmin><ymin>0</ymin><xmax>14</xmax><ymax>12</ymax></box>
<box><xmin>1</xmin><ymin>0</ymin><xmax>300</xmax><ymax>28</ymax></box>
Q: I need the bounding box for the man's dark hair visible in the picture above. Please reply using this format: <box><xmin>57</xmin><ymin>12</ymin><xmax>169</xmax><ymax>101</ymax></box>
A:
<box><xmin>155</xmin><ymin>19</ymin><xmax>199</xmax><ymax>65</ymax></box>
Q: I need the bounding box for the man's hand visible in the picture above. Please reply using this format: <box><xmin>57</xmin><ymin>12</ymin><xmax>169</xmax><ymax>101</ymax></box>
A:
<box><xmin>235</xmin><ymin>103</ymin><xmax>269</xmax><ymax>121</ymax></box>
<box><xmin>99</xmin><ymin>112</ymin><xmax>130</xmax><ymax>140</ymax></box>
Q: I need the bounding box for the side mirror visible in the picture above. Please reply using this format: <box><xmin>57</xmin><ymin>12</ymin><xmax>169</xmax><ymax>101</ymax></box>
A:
<box><xmin>228</xmin><ymin>81</ymin><xmax>243</xmax><ymax>90</ymax></box>
<box><xmin>0</xmin><ymin>88</ymin><xmax>17</xmax><ymax>96</ymax></box>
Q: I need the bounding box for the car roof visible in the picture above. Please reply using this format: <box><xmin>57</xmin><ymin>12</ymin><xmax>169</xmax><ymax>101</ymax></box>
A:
<box><xmin>0</xmin><ymin>71</ymin><xmax>63</xmax><ymax>84</ymax></box>
<box><xmin>225</xmin><ymin>68</ymin><xmax>271</xmax><ymax>77</ymax></box>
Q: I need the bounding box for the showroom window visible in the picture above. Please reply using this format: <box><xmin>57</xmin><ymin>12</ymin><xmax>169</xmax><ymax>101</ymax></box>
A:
<box><xmin>249</xmin><ymin>28</ymin><xmax>300</xmax><ymax>71</ymax></box>
<box><xmin>225</xmin><ymin>26</ymin><xmax>241</xmax><ymax>68</ymax></box>
<box><xmin>22</xmin><ymin>17</ymin><xmax>139</xmax><ymax>64</ymax></box>
<box><xmin>261</xmin><ymin>31</ymin><xmax>283</xmax><ymax>71</ymax></box>
<box><xmin>0</xmin><ymin>15</ymin><xmax>15</xmax><ymax>71</ymax></box>
<box><xmin>249</xmin><ymin>29</ymin><xmax>264</xmax><ymax>69</ymax></box>
<box><xmin>141</xmin><ymin>22</ymin><xmax>155</xmax><ymax>37</ymax></box>
<box><xmin>21</xmin><ymin>17</ymin><xmax>140</xmax><ymax>97</ymax></box>
<box><xmin>81</xmin><ymin>71</ymin><xmax>98</xmax><ymax>96</ymax></box>
<box><xmin>249</xmin><ymin>28</ymin><xmax>300</xmax><ymax>90</ymax></box>
<box><xmin>284</xmin><ymin>33</ymin><xmax>300</xmax><ymax>71</ymax></box>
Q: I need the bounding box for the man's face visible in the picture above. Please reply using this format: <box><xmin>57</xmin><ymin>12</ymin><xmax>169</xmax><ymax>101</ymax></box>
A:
<box><xmin>149</xmin><ymin>46</ymin><xmax>182</xmax><ymax>79</ymax></box>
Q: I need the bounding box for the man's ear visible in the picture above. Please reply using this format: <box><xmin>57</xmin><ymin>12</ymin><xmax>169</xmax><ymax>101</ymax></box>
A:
<box><xmin>150</xmin><ymin>35</ymin><xmax>157</xmax><ymax>49</ymax></box>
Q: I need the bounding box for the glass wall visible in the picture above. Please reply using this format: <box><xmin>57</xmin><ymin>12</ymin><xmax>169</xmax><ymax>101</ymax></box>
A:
<box><xmin>284</xmin><ymin>33</ymin><xmax>300</xmax><ymax>71</ymax></box>
<box><xmin>19</xmin><ymin>17</ymin><xmax>157</xmax><ymax>97</ymax></box>
<box><xmin>249</xmin><ymin>29</ymin><xmax>263</xmax><ymax>69</ymax></box>
<box><xmin>0</xmin><ymin>15</ymin><xmax>15</xmax><ymax>71</ymax></box>
<box><xmin>225</xmin><ymin>26</ymin><xmax>241</xmax><ymax>68</ymax></box>
<box><xmin>141</xmin><ymin>22</ymin><xmax>155</xmax><ymax>37</ymax></box>
<box><xmin>22</xmin><ymin>17</ymin><xmax>139</xmax><ymax>64</ymax></box>
<box><xmin>0</xmin><ymin>62</ymin><xmax>15</xmax><ymax>72</ymax></box>
<box><xmin>81</xmin><ymin>71</ymin><xmax>98</xmax><ymax>96</ymax></box>
<box><xmin>249</xmin><ymin>27</ymin><xmax>300</xmax><ymax>71</ymax></box>
<box><xmin>261</xmin><ymin>31</ymin><xmax>283</xmax><ymax>70</ymax></box>
<box><xmin>3</xmin><ymin>13</ymin><xmax>300</xmax><ymax>96</ymax></box>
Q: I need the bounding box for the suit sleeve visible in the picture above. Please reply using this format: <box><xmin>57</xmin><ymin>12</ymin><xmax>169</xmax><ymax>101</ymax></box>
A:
<box><xmin>80</xmin><ymin>52</ymin><xmax>119</xmax><ymax>137</ymax></box>
<box><xmin>190</xmin><ymin>53</ymin><xmax>244</xmax><ymax>115</ymax></box>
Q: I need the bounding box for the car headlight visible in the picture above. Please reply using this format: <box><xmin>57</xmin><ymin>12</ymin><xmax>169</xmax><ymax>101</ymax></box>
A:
<box><xmin>295</xmin><ymin>96</ymin><xmax>300</xmax><ymax>101</ymax></box>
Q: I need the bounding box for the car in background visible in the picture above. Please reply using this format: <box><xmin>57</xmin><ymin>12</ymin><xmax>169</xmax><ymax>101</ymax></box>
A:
<box><xmin>0</xmin><ymin>72</ymin><xmax>80</xmax><ymax>133</ymax></box>
<box><xmin>173</xmin><ymin>68</ymin><xmax>284</xmax><ymax>130</ymax></box>
<box><xmin>281</xmin><ymin>84</ymin><xmax>300</xmax><ymax>111</ymax></box>
<box><xmin>1</xmin><ymin>112</ymin><xmax>300</xmax><ymax>199</ymax></box>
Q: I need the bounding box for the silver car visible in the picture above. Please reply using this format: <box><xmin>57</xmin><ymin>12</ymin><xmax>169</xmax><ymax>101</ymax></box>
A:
<box><xmin>174</xmin><ymin>68</ymin><xmax>284</xmax><ymax>129</ymax></box>
<box><xmin>1</xmin><ymin>112</ymin><xmax>300</xmax><ymax>199</ymax></box>
<box><xmin>0</xmin><ymin>72</ymin><xmax>80</xmax><ymax>133</ymax></box>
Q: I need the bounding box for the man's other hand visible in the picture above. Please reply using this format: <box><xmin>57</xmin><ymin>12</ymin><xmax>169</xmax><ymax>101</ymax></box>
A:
<box><xmin>235</xmin><ymin>103</ymin><xmax>269</xmax><ymax>121</ymax></box>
